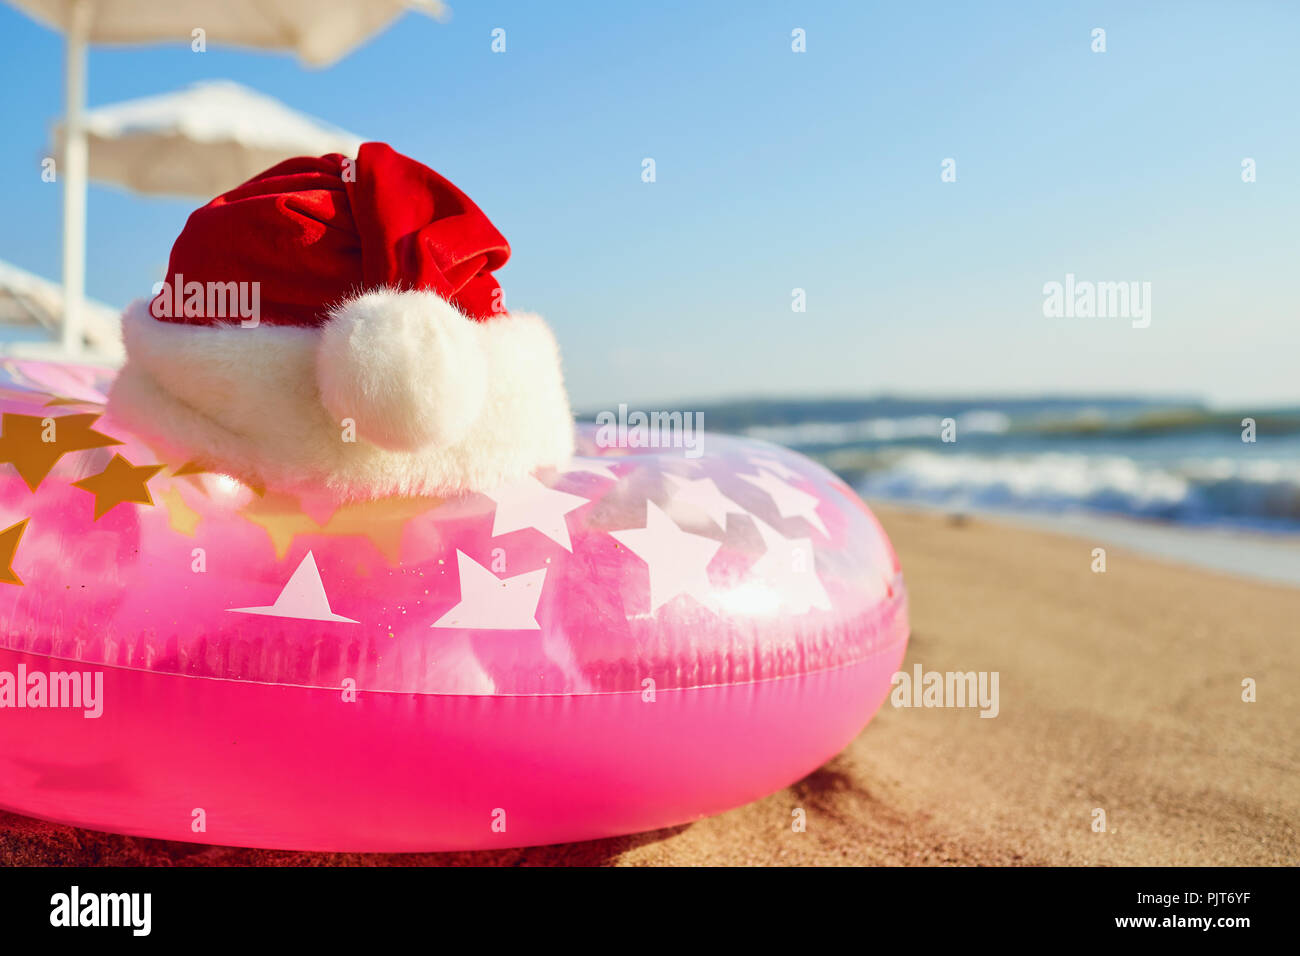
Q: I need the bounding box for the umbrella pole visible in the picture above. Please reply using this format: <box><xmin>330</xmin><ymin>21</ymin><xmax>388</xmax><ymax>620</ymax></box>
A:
<box><xmin>60</xmin><ymin>0</ymin><xmax>91</xmax><ymax>358</ymax></box>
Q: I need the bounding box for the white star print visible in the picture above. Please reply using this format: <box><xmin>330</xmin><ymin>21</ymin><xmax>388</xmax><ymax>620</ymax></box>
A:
<box><xmin>738</xmin><ymin>469</ymin><xmax>829</xmax><ymax>536</ymax></box>
<box><xmin>747</xmin><ymin>517</ymin><xmax>831</xmax><ymax>614</ymax></box>
<box><xmin>563</xmin><ymin>457</ymin><xmax>621</xmax><ymax>481</ymax></box>
<box><xmin>432</xmin><ymin>550</ymin><xmax>546</xmax><ymax>630</ymax></box>
<box><xmin>483</xmin><ymin>474</ymin><xmax>590</xmax><ymax>551</ymax></box>
<box><xmin>657</xmin><ymin>456</ymin><xmax>703</xmax><ymax>476</ymax></box>
<box><xmin>611</xmin><ymin>501</ymin><xmax>722</xmax><ymax>614</ymax></box>
<box><xmin>228</xmin><ymin>551</ymin><xmax>356</xmax><ymax>623</ymax></box>
<box><xmin>747</xmin><ymin>455</ymin><xmax>801</xmax><ymax>480</ymax></box>
<box><xmin>664</xmin><ymin>473</ymin><xmax>747</xmax><ymax>530</ymax></box>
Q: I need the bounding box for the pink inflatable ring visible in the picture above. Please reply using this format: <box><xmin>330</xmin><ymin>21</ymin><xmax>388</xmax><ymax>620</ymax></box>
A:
<box><xmin>0</xmin><ymin>360</ymin><xmax>908</xmax><ymax>851</ymax></box>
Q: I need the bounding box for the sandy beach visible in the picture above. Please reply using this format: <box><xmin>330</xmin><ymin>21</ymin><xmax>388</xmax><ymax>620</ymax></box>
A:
<box><xmin>2</xmin><ymin>505</ymin><xmax>1295</xmax><ymax>866</ymax></box>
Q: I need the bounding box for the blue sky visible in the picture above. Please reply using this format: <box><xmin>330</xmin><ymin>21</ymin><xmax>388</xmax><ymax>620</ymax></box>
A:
<box><xmin>1</xmin><ymin>0</ymin><xmax>1297</xmax><ymax>408</ymax></box>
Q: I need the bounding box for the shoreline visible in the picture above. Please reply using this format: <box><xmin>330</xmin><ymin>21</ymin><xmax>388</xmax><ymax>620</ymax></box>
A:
<box><xmin>867</xmin><ymin>499</ymin><xmax>1300</xmax><ymax>589</ymax></box>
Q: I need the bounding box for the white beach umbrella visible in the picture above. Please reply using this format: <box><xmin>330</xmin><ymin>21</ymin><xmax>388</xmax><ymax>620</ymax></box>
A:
<box><xmin>0</xmin><ymin>259</ymin><xmax>123</xmax><ymax>362</ymax></box>
<box><xmin>5</xmin><ymin>0</ymin><xmax>445</xmax><ymax>355</ymax></box>
<box><xmin>53</xmin><ymin>80</ymin><xmax>364</xmax><ymax>198</ymax></box>
<box><xmin>10</xmin><ymin>0</ymin><xmax>447</xmax><ymax>67</ymax></box>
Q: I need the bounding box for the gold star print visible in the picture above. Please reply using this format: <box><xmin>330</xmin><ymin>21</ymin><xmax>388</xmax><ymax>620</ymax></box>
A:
<box><xmin>0</xmin><ymin>519</ymin><xmax>29</xmax><ymax>586</ymax></box>
<box><xmin>0</xmin><ymin>413</ymin><xmax>122</xmax><ymax>491</ymax></box>
<box><xmin>241</xmin><ymin>493</ymin><xmax>443</xmax><ymax>562</ymax></box>
<box><xmin>72</xmin><ymin>454</ymin><xmax>165</xmax><ymax>520</ymax></box>
<box><xmin>160</xmin><ymin>486</ymin><xmax>201</xmax><ymax>536</ymax></box>
<box><xmin>44</xmin><ymin>395</ymin><xmax>106</xmax><ymax>408</ymax></box>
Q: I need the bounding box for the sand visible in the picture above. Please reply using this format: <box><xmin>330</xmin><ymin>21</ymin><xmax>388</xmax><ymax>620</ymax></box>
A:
<box><xmin>2</xmin><ymin>505</ymin><xmax>1296</xmax><ymax>865</ymax></box>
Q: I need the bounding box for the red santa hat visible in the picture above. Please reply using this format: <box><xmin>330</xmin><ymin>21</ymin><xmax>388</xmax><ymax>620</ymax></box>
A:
<box><xmin>108</xmin><ymin>142</ymin><xmax>574</xmax><ymax>499</ymax></box>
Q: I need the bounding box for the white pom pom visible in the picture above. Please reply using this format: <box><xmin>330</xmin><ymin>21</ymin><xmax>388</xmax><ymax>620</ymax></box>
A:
<box><xmin>316</xmin><ymin>289</ymin><xmax>488</xmax><ymax>451</ymax></box>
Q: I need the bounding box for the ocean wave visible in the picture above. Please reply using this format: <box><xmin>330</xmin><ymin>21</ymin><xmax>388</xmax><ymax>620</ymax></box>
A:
<box><xmin>853</xmin><ymin>451</ymin><xmax>1300</xmax><ymax>529</ymax></box>
<box><xmin>735</xmin><ymin>405</ymin><xmax>1300</xmax><ymax>447</ymax></box>
<box><xmin>745</xmin><ymin>411</ymin><xmax>1011</xmax><ymax>447</ymax></box>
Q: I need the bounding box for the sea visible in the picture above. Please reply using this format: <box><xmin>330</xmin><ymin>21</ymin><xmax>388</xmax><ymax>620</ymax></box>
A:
<box><xmin>694</xmin><ymin>396</ymin><xmax>1300</xmax><ymax>586</ymax></box>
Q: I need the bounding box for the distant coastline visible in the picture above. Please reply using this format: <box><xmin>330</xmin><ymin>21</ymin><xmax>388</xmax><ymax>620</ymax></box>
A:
<box><xmin>579</xmin><ymin>396</ymin><xmax>1300</xmax><ymax>533</ymax></box>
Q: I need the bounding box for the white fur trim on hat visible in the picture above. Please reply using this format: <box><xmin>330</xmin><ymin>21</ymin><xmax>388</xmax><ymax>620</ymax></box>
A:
<box><xmin>106</xmin><ymin>291</ymin><xmax>576</xmax><ymax>500</ymax></box>
<box><xmin>317</xmin><ymin>291</ymin><xmax>491</xmax><ymax>452</ymax></box>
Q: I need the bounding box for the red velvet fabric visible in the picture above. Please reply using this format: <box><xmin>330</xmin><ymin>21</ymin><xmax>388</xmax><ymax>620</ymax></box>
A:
<box><xmin>150</xmin><ymin>142</ymin><xmax>510</xmax><ymax>325</ymax></box>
